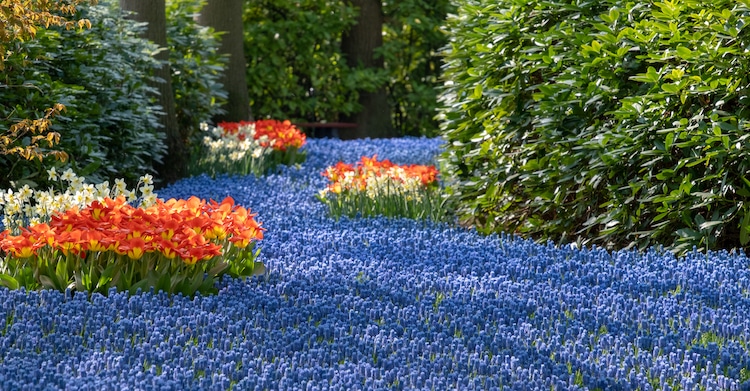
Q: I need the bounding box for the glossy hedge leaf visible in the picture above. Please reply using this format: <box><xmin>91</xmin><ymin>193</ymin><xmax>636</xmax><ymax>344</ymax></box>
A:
<box><xmin>439</xmin><ymin>0</ymin><xmax>750</xmax><ymax>254</ymax></box>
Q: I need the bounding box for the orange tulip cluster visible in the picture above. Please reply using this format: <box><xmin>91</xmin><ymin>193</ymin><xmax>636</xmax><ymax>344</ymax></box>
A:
<box><xmin>218</xmin><ymin>120</ymin><xmax>306</xmax><ymax>152</ymax></box>
<box><xmin>322</xmin><ymin>155</ymin><xmax>439</xmax><ymax>194</ymax></box>
<box><xmin>0</xmin><ymin>196</ymin><xmax>263</xmax><ymax>265</ymax></box>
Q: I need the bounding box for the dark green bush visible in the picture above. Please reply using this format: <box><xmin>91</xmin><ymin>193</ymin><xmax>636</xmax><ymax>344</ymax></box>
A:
<box><xmin>1</xmin><ymin>0</ymin><xmax>229</xmax><ymax>189</ymax></box>
<box><xmin>243</xmin><ymin>0</ymin><xmax>452</xmax><ymax>136</ymax></box>
<box><xmin>381</xmin><ymin>0</ymin><xmax>454</xmax><ymax>137</ymax></box>
<box><xmin>0</xmin><ymin>2</ymin><xmax>165</xmax><ymax>188</ymax></box>
<box><xmin>439</xmin><ymin>0</ymin><xmax>750</xmax><ymax>254</ymax></box>
<box><xmin>243</xmin><ymin>0</ymin><xmax>361</xmax><ymax>122</ymax></box>
<box><xmin>166</xmin><ymin>0</ymin><xmax>228</xmax><ymax>154</ymax></box>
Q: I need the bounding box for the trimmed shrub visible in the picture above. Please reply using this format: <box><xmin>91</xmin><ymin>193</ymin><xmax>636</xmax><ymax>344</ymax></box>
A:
<box><xmin>439</xmin><ymin>0</ymin><xmax>750</xmax><ymax>254</ymax></box>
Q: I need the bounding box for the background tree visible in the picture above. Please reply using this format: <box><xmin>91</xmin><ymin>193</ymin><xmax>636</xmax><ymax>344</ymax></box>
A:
<box><xmin>340</xmin><ymin>0</ymin><xmax>395</xmax><ymax>139</ymax></box>
<box><xmin>120</xmin><ymin>0</ymin><xmax>186</xmax><ymax>184</ymax></box>
<box><xmin>196</xmin><ymin>0</ymin><xmax>252</xmax><ymax>122</ymax></box>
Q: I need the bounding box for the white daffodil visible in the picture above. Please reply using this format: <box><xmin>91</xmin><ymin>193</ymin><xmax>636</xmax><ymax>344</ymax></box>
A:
<box><xmin>47</xmin><ymin>167</ymin><xmax>58</xmax><ymax>181</ymax></box>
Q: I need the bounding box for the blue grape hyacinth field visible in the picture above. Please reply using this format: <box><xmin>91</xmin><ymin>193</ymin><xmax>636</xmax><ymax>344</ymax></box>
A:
<box><xmin>1</xmin><ymin>137</ymin><xmax>750</xmax><ymax>390</ymax></box>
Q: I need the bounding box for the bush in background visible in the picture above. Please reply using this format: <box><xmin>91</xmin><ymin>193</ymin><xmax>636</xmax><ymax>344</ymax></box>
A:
<box><xmin>243</xmin><ymin>0</ymin><xmax>452</xmax><ymax>137</ymax></box>
<box><xmin>439</xmin><ymin>0</ymin><xmax>750</xmax><ymax>254</ymax></box>
<box><xmin>381</xmin><ymin>0</ymin><xmax>454</xmax><ymax>137</ymax></box>
<box><xmin>166</xmin><ymin>0</ymin><xmax>228</xmax><ymax>155</ymax></box>
<box><xmin>243</xmin><ymin>0</ymin><xmax>360</xmax><ymax>123</ymax></box>
<box><xmin>0</xmin><ymin>0</ymin><xmax>230</xmax><ymax>189</ymax></box>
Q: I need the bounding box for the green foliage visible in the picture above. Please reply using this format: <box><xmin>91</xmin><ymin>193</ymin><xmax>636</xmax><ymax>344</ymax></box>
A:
<box><xmin>318</xmin><ymin>186</ymin><xmax>445</xmax><ymax>221</ymax></box>
<box><xmin>381</xmin><ymin>0</ymin><xmax>454</xmax><ymax>137</ymax></box>
<box><xmin>166</xmin><ymin>0</ymin><xmax>228</xmax><ymax>154</ymax></box>
<box><xmin>0</xmin><ymin>1</ymin><xmax>165</xmax><ymax>188</ymax></box>
<box><xmin>439</xmin><ymin>0</ymin><xmax>750</xmax><ymax>254</ymax></box>
<box><xmin>243</xmin><ymin>0</ymin><xmax>361</xmax><ymax>122</ymax></box>
<box><xmin>243</xmin><ymin>0</ymin><xmax>452</xmax><ymax>137</ymax></box>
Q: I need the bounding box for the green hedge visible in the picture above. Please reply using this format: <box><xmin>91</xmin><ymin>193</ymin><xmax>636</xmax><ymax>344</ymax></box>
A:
<box><xmin>381</xmin><ymin>0</ymin><xmax>454</xmax><ymax>137</ymax></box>
<box><xmin>166</xmin><ymin>0</ymin><xmax>228</xmax><ymax>155</ymax></box>
<box><xmin>243</xmin><ymin>0</ymin><xmax>360</xmax><ymax>123</ymax></box>
<box><xmin>243</xmin><ymin>0</ymin><xmax>452</xmax><ymax>136</ymax></box>
<box><xmin>439</xmin><ymin>0</ymin><xmax>750</xmax><ymax>254</ymax></box>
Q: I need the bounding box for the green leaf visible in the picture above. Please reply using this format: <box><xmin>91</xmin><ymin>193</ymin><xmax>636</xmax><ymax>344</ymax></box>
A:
<box><xmin>661</xmin><ymin>83</ymin><xmax>681</xmax><ymax>94</ymax></box>
<box><xmin>472</xmin><ymin>84</ymin><xmax>483</xmax><ymax>99</ymax></box>
<box><xmin>253</xmin><ymin>261</ymin><xmax>267</xmax><ymax>276</ymax></box>
<box><xmin>676</xmin><ymin>46</ymin><xmax>693</xmax><ymax>59</ymax></box>
<box><xmin>676</xmin><ymin>228</ymin><xmax>700</xmax><ymax>239</ymax></box>
<box><xmin>39</xmin><ymin>275</ymin><xmax>59</xmax><ymax>291</ymax></box>
<box><xmin>0</xmin><ymin>275</ymin><xmax>19</xmax><ymax>290</ymax></box>
<box><xmin>698</xmin><ymin>220</ymin><xmax>723</xmax><ymax>231</ymax></box>
<box><xmin>630</xmin><ymin>66</ymin><xmax>660</xmax><ymax>83</ymax></box>
<box><xmin>741</xmin><ymin>211</ymin><xmax>750</xmax><ymax>246</ymax></box>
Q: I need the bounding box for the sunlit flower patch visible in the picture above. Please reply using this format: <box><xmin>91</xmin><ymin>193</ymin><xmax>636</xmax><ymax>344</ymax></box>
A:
<box><xmin>190</xmin><ymin>120</ymin><xmax>306</xmax><ymax>177</ymax></box>
<box><xmin>0</xmin><ymin>194</ymin><xmax>264</xmax><ymax>296</ymax></box>
<box><xmin>317</xmin><ymin>155</ymin><xmax>444</xmax><ymax>220</ymax></box>
<box><xmin>0</xmin><ymin>168</ymin><xmax>156</xmax><ymax>234</ymax></box>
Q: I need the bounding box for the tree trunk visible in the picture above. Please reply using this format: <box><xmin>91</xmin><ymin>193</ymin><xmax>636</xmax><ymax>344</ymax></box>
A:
<box><xmin>120</xmin><ymin>0</ymin><xmax>186</xmax><ymax>184</ymax></box>
<box><xmin>196</xmin><ymin>0</ymin><xmax>252</xmax><ymax>122</ymax></box>
<box><xmin>341</xmin><ymin>0</ymin><xmax>394</xmax><ymax>139</ymax></box>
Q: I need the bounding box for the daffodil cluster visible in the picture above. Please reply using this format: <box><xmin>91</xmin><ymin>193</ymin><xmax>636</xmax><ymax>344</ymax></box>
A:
<box><xmin>191</xmin><ymin>120</ymin><xmax>306</xmax><ymax>177</ymax></box>
<box><xmin>318</xmin><ymin>155</ymin><xmax>444</xmax><ymax>221</ymax></box>
<box><xmin>191</xmin><ymin>122</ymin><xmax>271</xmax><ymax>177</ymax></box>
<box><xmin>0</xmin><ymin>168</ymin><xmax>157</xmax><ymax>234</ymax></box>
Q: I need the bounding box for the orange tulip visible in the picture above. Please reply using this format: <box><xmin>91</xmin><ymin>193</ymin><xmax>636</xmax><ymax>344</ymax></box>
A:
<box><xmin>118</xmin><ymin>236</ymin><xmax>149</xmax><ymax>260</ymax></box>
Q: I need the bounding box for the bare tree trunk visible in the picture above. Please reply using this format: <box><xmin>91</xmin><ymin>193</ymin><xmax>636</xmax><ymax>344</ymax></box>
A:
<box><xmin>341</xmin><ymin>0</ymin><xmax>394</xmax><ymax>139</ymax></box>
<box><xmin>197</xmin><ymin>0</ymin><xmax>252</xmax><ymax>122</ymax></box>
<box><xmin>121</xmin><ymin>0</ymin><xmax>186</xmax><ymax>184</ymax></box>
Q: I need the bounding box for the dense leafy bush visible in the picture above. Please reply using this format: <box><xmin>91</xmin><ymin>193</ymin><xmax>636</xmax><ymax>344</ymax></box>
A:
<box><xmin>243</xmin><ymin>0</ymin><xmax>452</xmax><ymax>136</ymax></box>
<box><xmin>0</xmin><ymin>0</ymin><xmax>93</xmax><ymax>176</ymax></box>
<box><xmin>166</xmin><ymin>0</ymin><xmax>228</xmax><ymax>154</ymax></box>
<box><xmin>440</xmin><ymin>0</ymin><xmax>750</xmax><ymax>253</ymax></box>
<box><xmin>243</xmin><ymin>0</ymin><xmax>361</xmax><ymax>122</ymax></box>
<box><xmin>381</xmin><ymin>0</ymin><xmax>454</xmax><ymax>136</ymax></box>
<box><xmin>0</xmin><ymin>2</ymin><xmax>165</xmax><ymax>188</ymax></box>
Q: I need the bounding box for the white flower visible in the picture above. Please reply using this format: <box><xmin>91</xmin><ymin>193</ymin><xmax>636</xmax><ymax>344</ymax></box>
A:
<box><xmin>125</xmin><ymin>190</ymin><xmax>137</xmax><ymax>203</ymax></box>
<box><xmin>60</xmin><ymin>168</ymin><xmax>76</xmax><ymax>182</ymax></box>
<box><xmin>139</xmin><ymin>184</ymin><xmax>154</xmax><ymax>198</ymax></box>
<box><xmin>69</xmin><ymin>176</ymin><xmax>85</xmax><ymax>191</ymax></box>
<box><xmin>140</xmin><ymin>174</ymin><xmax>153</xmax><ymax>186</ymax></box>
<box><xmin>141</xmin><ymin>194</ymin><xmax>158</xmax><ymax>208</ymax></box>
<box><xmin>74</xmin><ymin>192</ymin><xmax>86</xmax><ymax>205</ymax></box>
<box><xmin>95</xmin><ymin>181</ymin><xmax>110</xmax><ymax>199</ymax></box>
<box><xmin>18</xmin><ymin>185</ymin><xmax>33</xmax><ymax>202</ymax></box>
<box><xmin>47</xmin><ymin>167</ymin><xmax>58</xmax><ymax>181</ymax></box>
<box><xmin>113</xmin><ymin>178</ymin><xmax>127</xmax><ymax>196</ymax></box>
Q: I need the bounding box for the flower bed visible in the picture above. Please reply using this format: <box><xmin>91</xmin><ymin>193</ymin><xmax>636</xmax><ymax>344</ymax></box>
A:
<box><xmin>0</xmin><ymin>137</ymin><xmax>749</xmax><ymax>390</ymax></box>
<box><xmin>190</xmin><ymin>120</ymin><xmax>306</xmax><ymax>177</ymax></box>
<box><xmin>0</xmin><ymin>170</ymin><xmax>264</xmax><ymax>297</ymax></box>
<box><xmin>318</xmin><ymin>155</ymin><xmax>444</xmax><ymax>221</ymax></box>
